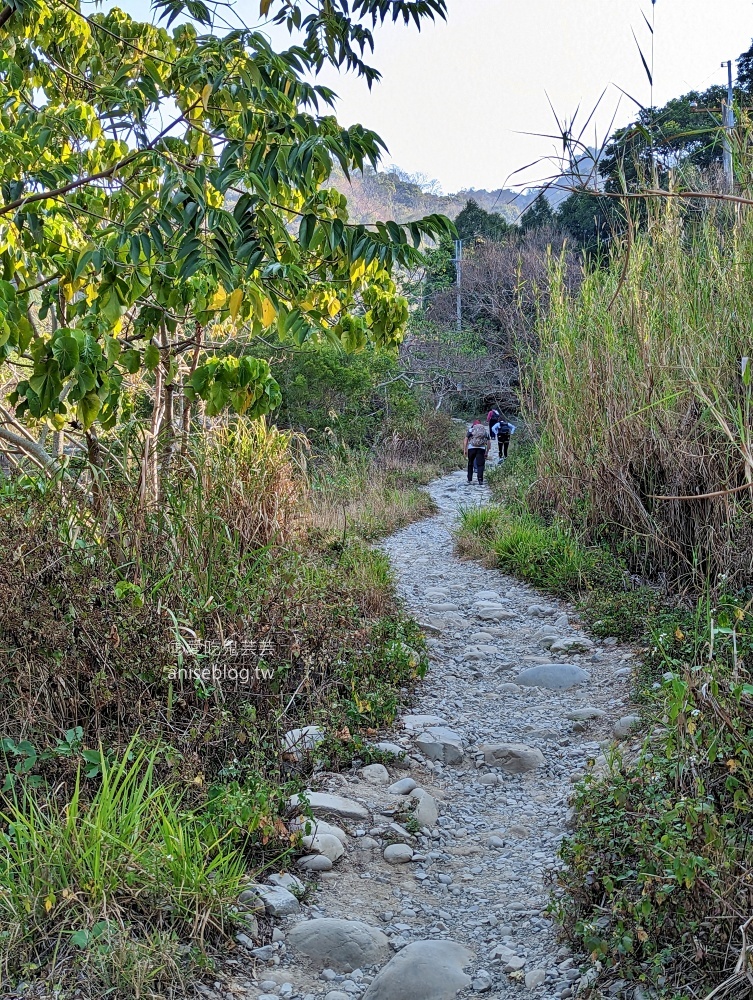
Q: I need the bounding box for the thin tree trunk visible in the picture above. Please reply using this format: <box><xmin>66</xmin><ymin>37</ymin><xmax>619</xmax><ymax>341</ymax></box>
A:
<box><xmin>86</xmin><ymin>428</ymin><xmax>104</xmax><ymax>516</ymax></box>
<box><xmin>180</xmin><ymin>323</ymin><xmax>202</xmax><ymax>457</ymax></box>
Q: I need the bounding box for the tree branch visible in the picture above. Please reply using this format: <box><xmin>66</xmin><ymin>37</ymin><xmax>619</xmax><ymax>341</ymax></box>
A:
<box><xmin>0</xmin><ymin>424</ymin><xmax>57</xmax><ymax>470</ymax></box>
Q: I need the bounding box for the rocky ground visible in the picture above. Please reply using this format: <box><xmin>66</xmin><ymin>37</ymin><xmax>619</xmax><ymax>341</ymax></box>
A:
<box><xmin>213</xmin><ymin>470</ymin><xmax>642</xmax><ymax>1000</ymax></box>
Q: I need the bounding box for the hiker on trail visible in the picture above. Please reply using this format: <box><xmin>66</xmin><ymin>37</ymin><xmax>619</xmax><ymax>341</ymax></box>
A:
<box><xmin>464</xmin><ymin>419</ymin><xmax>491</xmax><ymax>485</ymax></box>
<box><xmin>492</xmin><ymin>416</ymin><xmax>516</xmax><ymax>463</ymax></box>
<box><xmin>487</xmin><ymin>408</ymin><xmax>501</xmax><ymax>440</ymax></box>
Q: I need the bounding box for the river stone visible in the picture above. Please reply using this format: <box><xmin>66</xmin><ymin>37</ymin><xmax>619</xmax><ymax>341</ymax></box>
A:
<box><xmin>428</xmin><ymin>602</ymin><xmax>460</xmax><ymax>613</ymax></box>
<box><xmin>283</xmin><ymin>725</ymin><xmax>325</xmax><ymax>759</ymax></box>
<box><xmin>403</xmin><ymin>714</ymin><xmax>447</xmax><ymax>730</ymax></box>
<box><xmin>614</xmin><ymin>715</ymin><xmax>641</xmax><ymax>738</ymax></box>
<box><xmin>566</xmin><ymin>707</ymin><xmax>606</xmax><ymax>721</ymax></box>
<box><xmin>475</xmin><ymin>590</ymin><xmax>502</xmax><ymax>601</ymax></box>
<box><xmin>410</xmin><ymin>788</ymin><xmax>438</xmax><ymax>827</ymax></box>
<box><xmin>525</xmin><ymin>969</ymin><xmax>547</xmax><ymax>989</ymax></box>
<box><xmin>480</xmin><ymin>743</ymin><xmax>545</xmax><ymax>774</ymax></box>
<box><xmin>388</xmin><ymin>777</ymin><xmax>418</xmax><ymax>795</ymax></box>
<box><xmin>302</xmin><ymin>833</ymin><xmax>345</xmax><ymax>863</ymax></box>
<box><xmin>384</xmin><ymin>843</ymin><xmax>413</xmax><ymax>864</ymax></box>
<box><xmin>414</xmin><ymin>726</ymin><xmax>463</xmax><ymax>764</ymax></box>
<box><xmin>290</xmin><ymin>792</ymin><xmax>369</xmax><ymax>821</ymax></box>
<box><xmin>516</xmin><ymin>663</ymin><xmax>590</xmax><ymax>690</ymax></box>
<box><xmin>244</xmin><ymin>883</ymin><xmax>300</xmax><ymax>916</ymax></box>
<box><xmin>288</xmin><ymin>918</ymin><xmax>390</xmax><ymax>972</ymax></box>
<box><xmin>297</xmin><ymin>854</ymin><xmax>333</xmax><ymax>872</ymax></box>
<box><xmin>549</xmin><ymin>636</ymin><xmax>594</xmax><ymax>654</ymax></box>
<box><xmin>362</xmin><ymin>939</ymin><xmax>473</xmax><ymax>1000</ymax></box>
<box><xmin>477</xmin><ymin>607</ymin><xmax>516</xmax><ymax>621</ymax></box>
<box><xmin>293</xmin><ymin>818</ymin><xmax>349</xmax><ymax>844</ymax></box>
<box><xmin>267</xmin><ymin>872</ymin><xmax>305</xmax><ymax>893</ymax></box>
<box><xmin>360</xmin><ymin>763</ymin><xmax>390</xmax><ymax>785</ymax></box>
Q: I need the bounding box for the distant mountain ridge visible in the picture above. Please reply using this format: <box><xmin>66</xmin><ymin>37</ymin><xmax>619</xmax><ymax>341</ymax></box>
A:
<box><xmin>329</xmin><ymin>166</ymin><xmax>537</xmax><ymax>226</ymax></box>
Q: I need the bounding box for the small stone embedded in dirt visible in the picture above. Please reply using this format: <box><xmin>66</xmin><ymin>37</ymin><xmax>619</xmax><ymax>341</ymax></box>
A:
<box><xmin>288</xmin><ymin>918</ymin><xmax>390</xmax><ymax>972</ymax></box>
<box><xmin>384</xmin><ymin>843</ymin><xmax>414</xmax><ymax>864</ymax></box>
<box><xmin>360</xmin><ymin>763</ymin><xmax>391</xmax><ymax>785</ymax></box>
<box><xmin>549</xmin><ymin>636</ymin><xmax>594</xmax><ymax>654</ymax></box>
<box><xmin>267</xmin><ymin>872</ymin><xmax>305</xmax><ymax>894</ymax></box>
<box><xmin>388</xmin><ymin>776</ymin><xmax>417</xmax><ymax>795</ymax></box>
<box><xmin>409</xmin><ymin>787</ymin><xmax>438</xmax><ymax>827</ymax></box>
<box><xmin>525</xmin><ymin>969</ymin><xmax>547</xmax><ymax>989</ymax></box>
<box><xmin>414</xmin><ymin>726</ymin><xmax>464</xmax><ymax>764</ymax></box>
<box><xmin>298</xmin><ymin>854</ymin><xmax>333</xmax><ymax>872</ymax></box>
<box><xmin>516</xmin><ymin>663</ymin><xmax>590</xmax><ymax>690</ymax></box>
<box><xmin>566</xmin><ymin>707</ymin><xmax>605</xmax><ymax>721</ymax></box>
<box><xmin>242</xmin><ymin>883</ymin><xmax>300</xmax><ymax>916</ymax></box>
<box><xmin>613</xmin><ymin>714</ymin><xmax>641</xmax><ymax>738</ymax></box>
<box><xmin>480</xmin><ymin>743</ymin><xmax>545</xmax><ymax>773</ymax></box>
<box><xmin>301</xmin><ymin>833</ymin><xmax>345</xmax><ymax>863</ymax></box>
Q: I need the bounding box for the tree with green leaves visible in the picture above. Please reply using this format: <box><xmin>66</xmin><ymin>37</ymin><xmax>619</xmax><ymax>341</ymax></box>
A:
<box><xmin>0</xmin><ymin>0</ymin><xmax>451</xmax><ymax>493</ymax></box>
<box><xmin>454</xmin><ymin>198</ymin><xmax>509</xmax><ymax>243</ymax></box>
<box><xmin>519</xmin><ymin>195</ymin><xmax>555</xmax><ymax>232</ymax></box>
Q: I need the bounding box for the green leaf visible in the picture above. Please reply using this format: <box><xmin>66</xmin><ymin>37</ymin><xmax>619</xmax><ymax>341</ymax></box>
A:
<box><xmin>51</xmin><ymin>334</ymin><xmax>80</xmax><ymax>376</ymax></box>
<box><xmin>120</xmin><ymin>347</ymin><xmax>141</xmax><ymax>375</ymax></box>
<box><xmin>77</xmin><ymin>392</ymin><xmax>102</xmax><ymax>429</ymax></box>
<box><xmin>143</xmin><ymin>342</ymin><xmax>161</xmax><ymax>371</ymax></box>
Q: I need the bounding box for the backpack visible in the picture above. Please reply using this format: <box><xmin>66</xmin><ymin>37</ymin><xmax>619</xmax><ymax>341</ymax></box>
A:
<box><xmin>496</xmin><ymin>421</ymin><xmax>512</xmax><ymax>440</ymax></box>
<box><xmin>487</xmin><ymin>408</ymin><xmax>500</xmax><ymax>424</ymax></box>
<box><xmin>467</xmin><ymin>424</ymin><xmax>490</xmax><ymax>449</ymax></box>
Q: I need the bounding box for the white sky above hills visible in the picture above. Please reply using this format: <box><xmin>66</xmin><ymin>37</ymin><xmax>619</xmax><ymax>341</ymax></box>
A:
<box><xmin>101</xmin><ymin>0</ymin><xmax>753</xmax><ymax>194</ymax></box>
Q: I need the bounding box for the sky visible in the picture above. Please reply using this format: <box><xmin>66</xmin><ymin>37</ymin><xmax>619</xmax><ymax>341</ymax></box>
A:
<box><xmin>107</xmin><ymin>0</ymin><xmax>753</xmax><ymax>193</ymax></box>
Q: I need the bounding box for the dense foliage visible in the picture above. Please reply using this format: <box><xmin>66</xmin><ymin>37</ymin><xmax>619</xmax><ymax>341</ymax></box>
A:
<box><xmin>0</xmin><ymin>0</ymin><xmax>451</xmax><ymax>476</ymax></box>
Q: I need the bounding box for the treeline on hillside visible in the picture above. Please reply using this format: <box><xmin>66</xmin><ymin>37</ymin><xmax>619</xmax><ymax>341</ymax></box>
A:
<box><xmin>328</xmin><ymin>164</ymin><xmax>535</xmax><ymax>225</ymax></box>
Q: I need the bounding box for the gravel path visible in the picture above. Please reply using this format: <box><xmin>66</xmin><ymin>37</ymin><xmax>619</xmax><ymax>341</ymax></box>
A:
<box><xmin>218</xmin><ymin>471</ymin><xmax>639</xmax><ymax>1000</ymax></box>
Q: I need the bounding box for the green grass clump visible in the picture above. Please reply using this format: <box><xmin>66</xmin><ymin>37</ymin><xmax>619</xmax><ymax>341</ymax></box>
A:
<box><xmin>0</xmin><ymin>740</ymin><xmax>250</xmax><ymax>995</ymax></box>
<box><xmin>456</xmin><ymin>501</ymin><xmax>628</xmax><ymax>602</ymax></box>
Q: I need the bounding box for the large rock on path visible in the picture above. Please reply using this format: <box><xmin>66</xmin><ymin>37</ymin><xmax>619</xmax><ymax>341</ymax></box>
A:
<box><xmin>414</xmin><ymin>726</ymin><xmax>464</xmax><ymax>764</ymax></box>
<box><xmin>290</xmin><ymin>792</ymin><xmax>369</xmax><ymax>822</ymax></box>
<box><xmin>362</xmin><ymin>939</ymin><xmax>473</xmax><ymax>1000</ymax></box>
<box><xmin>410</xmin><ymin>788</ymin><xmax>438</xmax><ymax>827</ymax></box>
<box><xmin>288</xmin><ymin>918</ymin><xmax>390</xmax><ymax>972</ymax></box>
<box><xmin>480</xmin><ymin>743</ymin><xmax>545</xmax><ymax>774</ymax></box>
<box><xmin>516</xmin><ymin>663</ymin><xmax>590</xmax><ymax>690</ymax></box>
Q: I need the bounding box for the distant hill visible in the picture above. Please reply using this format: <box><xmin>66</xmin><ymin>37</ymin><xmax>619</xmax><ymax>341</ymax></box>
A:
<box><xmin>329</xmin><ymin>166</ymin><xmax>537</xmax><ymax>226</ymax></box>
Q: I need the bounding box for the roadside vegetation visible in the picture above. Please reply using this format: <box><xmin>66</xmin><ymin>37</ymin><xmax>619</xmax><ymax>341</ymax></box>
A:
<box><xmin>0</xmin><ymin>364</ymin><xmax>457</xmax><ymax>995</ymax></box>
<box><xmin>455</xmin><ymin>177</ymin><xmax>753</xmax><ymax>995</ymax></box>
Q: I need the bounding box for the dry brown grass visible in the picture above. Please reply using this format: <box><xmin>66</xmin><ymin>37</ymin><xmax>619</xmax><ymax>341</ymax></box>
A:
<box><xmin>530</xmin><ymin>200</ymin><xmax>753</xmax><ymax>591</ymax></box>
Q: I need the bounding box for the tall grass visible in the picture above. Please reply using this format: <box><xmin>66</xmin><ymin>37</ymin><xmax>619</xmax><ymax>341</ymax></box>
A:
<box><xmin>531</xmin><ymin>200</ymin><xmax>753</xmax><ymax>590</ymax></box>
<box><xmin>0</xmin><ymin>740</ymin><xmax>246</xmax><ymax>993</ymax></box>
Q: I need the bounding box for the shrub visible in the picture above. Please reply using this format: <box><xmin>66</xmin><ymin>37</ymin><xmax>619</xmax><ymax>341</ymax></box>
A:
<box><xmin>554</xmin><ymin>595</ymin><xmax>753</xmax><ymax>996</ymax></box>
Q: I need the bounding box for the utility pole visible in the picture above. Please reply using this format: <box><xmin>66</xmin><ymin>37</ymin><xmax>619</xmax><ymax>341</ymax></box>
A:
<box><xmin>721</xmin><ymin>59</ymin><xmax>734</xmax><ymax>192</ymax></box>
<box><xmin>453</xmin><ymin>238</ymin><xmax>462</xmax><ymax>333</ymax></box>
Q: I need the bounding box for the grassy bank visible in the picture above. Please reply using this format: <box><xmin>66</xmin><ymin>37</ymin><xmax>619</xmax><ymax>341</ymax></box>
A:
<box><xmin>0</xmin><ymin>408</ymin><xmax>458</xmax><ymax>996</ymax></box>
<box><xmin>456</xmin><ymin>446</ymin><xmax>663</xmax><ymax>642</ymax></box>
